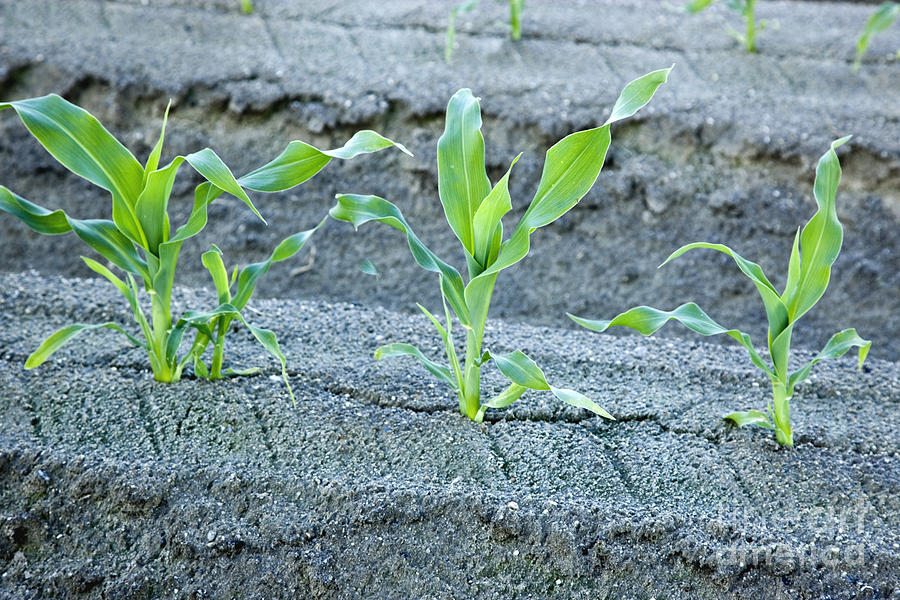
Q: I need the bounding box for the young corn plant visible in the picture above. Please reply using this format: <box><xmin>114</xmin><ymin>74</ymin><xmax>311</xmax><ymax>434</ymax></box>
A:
<box><xmin>569</xmin><ymin>138</ymin><xmax>870</xmax><ymax>447</ymax></box>
<box><xmin>445</xmin><ymin>0</ymin><xmax>525</xmax><ymax>63</ymax></box>
<box><xmin>853</xmin><ymin>2</ymin><xmax>899</xmax><ymax>72</ymax></box>
<box><xmin>330</xmin><ymin>68</ymin><xmax>672</xmax><ymax>422</ymax></box>
<box><xmin>686</xmin><ymin>0</ymin><xmax>762</xmax><ymax>52</ymax></box>
<box><xmin>0</xmin><ymin>94</ymin><xmax>408</xmax><ymax>387</ymax></box>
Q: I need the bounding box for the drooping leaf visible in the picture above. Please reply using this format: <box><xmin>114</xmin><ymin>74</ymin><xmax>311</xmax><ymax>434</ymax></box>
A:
<box><xmin>68</xmin><ymin>218</ymin><xmax>150</xmax><ymax>281</ymax></box>
<box><xmin>238</xmin><ymin>131</ymin><xmax>410</xmax><ymax>193</ymax></box>
<box><xmin>492</xmin><ymin>350</ymin><xmax>613</xmax><ymax>418</ymax></box>
<box><xmin>25</xmin><ymin>322</ymin><xmax>144</xmax><ymax>369</ymax></box>
<box><xmin>661</xmin><ymin>242</ymin><xmax>789</xmax><ymax>343</ymax></box>
<box><xmin>374</xmin><ymin>343</ymin><xmax>458</xmax><ymax>390</ymax></box>
<box><xmin>184</xmin><ymin>148</ymin><xmax>265</xmax><ymax>224</ymax></box>
<box><xmin>437</xmin><ymin>88</ymin><xmax>492</xmax><ymax>261</ymax></box>
<box><xmin>568</xmin><ymin>303</ymin><xmax>775</xmax><ymax>378</ymax></box>
<box><xmin>788</xmin><ymin>328</ymin><xmax>871</xmax><ymax>391</ymax></box>
<box><xmin>0</xmin><ymin>186</ymin><xmax>70</xmax><ymax>234</ymax></box>
<box><xmin>329</xmin><ymin>194</ymin><xmax>470</xmax><ymax>326</ymax></box>
<box><xmin>783</xmin><ymin>137</ymin><xmax>850</xmax><ymax>322</ymax></box>
<box><xmin>724</xmin><ymin>409</ymin><xmax>774</xmax><ymax>429</ymax></box>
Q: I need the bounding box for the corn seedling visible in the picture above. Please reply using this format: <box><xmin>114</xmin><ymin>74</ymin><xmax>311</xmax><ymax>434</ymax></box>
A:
<box><xmin>569</xmin><ymin>139</ymin><xmax>870</xmax><ymax>447</ymax></box>
<box><xmin>330</xmin><ymin>68</ymin><xmax>671</xmax><ymax>422</ymax></box>
<box><xmin>686</xmin><ymin>0</ymin><xmax>762</xmax><ymax>52</ymax></box>
<box><xmin>240</xmin><ymin>0</ymin><xmax>254</xmax><ymax>15</ymax></box>
<box><xmin>854</xmin><ymin>2</ymin><xmax>899</xmax><ymax>72</ymax></box>
<box><xmin>0</xmin><ymin>94</ymin><xmax>408</xmax><ymax>390</ymax></box>
<box><xmin>445</xmin><ymin>0</ymin><xmax>525</xmax><ymax>63</ymax></box>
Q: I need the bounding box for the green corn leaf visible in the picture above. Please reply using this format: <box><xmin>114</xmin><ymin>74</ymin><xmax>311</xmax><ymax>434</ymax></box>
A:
<box><xmin>854</xmin><ymin>2</ymin><xmax>900</xmax><ymax>72</ymax></box>
<box><xmin>184</xmin><ymin>148</ymin><xmax>265</xmax><ymax>224</ymax></box>
<box><xmin>417</xmin><ymin>302</ymin><xmax>465</xmax><ymax>393</ymax></box>
<box><xmin>201</xmin><ymin>246</ymin><xmax>232</xmax><ymax>304</ymax></box>
<box><xmin>604</xmin><ymin>66</ymin><xmax>673</xmax><ymax>125</ymax></box>
<box><xmin>231</xmin><ymin>220</ymin><xmax>324</xmax><ymax>310</ymax></box>
<box><xmin>0</xmin><ymin>186</ymin><xmax>71</xmax><ymax>234</ymax></box>
<box><xmin>509</xmin><ymin>0</ymin><xmax>524</xmax><ymax>40</ymax></box>
<box><xmin>445</xmin><ymin>0</ymin><xmax>480</xmax><ymax>63</ymax></box>
<box><xmin>475</xmin><ymin>382</ymin><xmax>528</xmax><ymax>422</ymax></box>
<box><xmin>375</xmin><ymin>342</ymin><xmax>458</xmax><ymax>390</ymax></box>
<box><xmin>25</xmin><ymin>322</ymin><xmax>144</xmax><ymax>369</ymax></box>
<box><xmin>69</xmin><ymin>218</ymin><xmax>150</xmax><ymax>281</ymax></box>
<box><xmin>0</xmin><ymin>94</ymin><xmax>144</xmax><ymax>207</ymax></box>
<box><xmin>782</xmin><ymin>227</ymin><xmax>802</xmax><ymax>299</ymax></box>
<box><xmin>770</xmin><ymin>322</ymin><xmax>795</xmax><ymax>382</ymax></box>
<box><xmin>788</xmin><ymin>328</ymin><xmax>871</xmax><ymax>391</ymax></box>
<box><xmin>82</xmin><ymin>256</ymin><xmax>131</xmax><ymax>300</ymax></box>
<box><xmin>359</xmin><ymin>259</ymin><xmax>380</xmax><ymax>278</ymax></box>
<box><xmin>472</xmin><ymin>154</ymin><xmax>520</xmax><ymax>270</ymax></box>
<box><xmin>135</xmin><ymin>157</ymin><xmax>182</xmax><ymax>253</ymax></box>
<box><xmin>568</xmin><ymin>303</ymin><xmax>775</xmax><ymax>378</ymax></box>
<box><xmin>329</xmin><ymin>194</ymin><xmax>470</xmax><ymax>326</ymax></box>
<box><xmin>492</xmin><ymin>350</ymin><xmax>613</xmax><ymax>418</ymax></box>
<box><xmin>783</xmin><ymin>137</ymin><xmax>850</xmax><ymax>322</ymax></box>
<box><xmin>0</xmin><ymin>94</ymin><xmax>147</xmax><ymax>248</ymax></box>
<box><xmin>661</xmin><ymin>242</ymin><xmax>789</xmax><ymax>343</ymax></box>
<box><xmin>685</xmin><ymin>0</ymin><xmax>716</xmax><ymax>13</ymax></box>
<box><xmin>724</xmin><ymin>409</ymin><xmax>775</xmax><ymax>429</ymax></box>
<box><xmin>437</xmin><ymin>88</ymin><xmax>492</xmax><ymax>261</ymax></box>
<box><xmin>238</xmin><ymin>131</ymin><xmax>410</xmax><ymax>193</ymax></box>
<box><xmin>143</xmin><ymin>101</ymin><xmax>171</xmax><ymax>183</ymax></box>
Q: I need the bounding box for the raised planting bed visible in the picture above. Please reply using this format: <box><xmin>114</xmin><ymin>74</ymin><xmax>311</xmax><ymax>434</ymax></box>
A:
<box><xmin>0</xmin><ymin>272</ymin><xmax>897</xmax><ymax>599</ymax></box>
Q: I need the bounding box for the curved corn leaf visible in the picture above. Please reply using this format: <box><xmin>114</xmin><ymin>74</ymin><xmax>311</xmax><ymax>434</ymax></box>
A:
<box><xmin>201</xmin><ymin>246</ymin><xmax>232</xmax><ymax>304</ymax></box>
<box><xmin>177</xmin><ymin>303</ymin><xmax>294</xmax><ymax>404</ymax></box>
<box><xmin>783</xmin><ymin>137</ymin><xmax>850</xmax><ymax>322</ymax></box>
<box><xmin>661</xmin><ymin>242</ymin><xmax>788</xmax><ymax>342</ymax></box>
<box><xmin>568</xmin><ymin>303</ymin><xmax>775</xmax><ymax>378</ymax></box>
<box><xmin>143</xmin><ymin>101</ymin><xmax>171</xmax><ymax>182</ymax></box>
<box><xmin>854</xmin><ymin>2</ymin><xmax>900</xmax><ymax>72</ymax></box>
<box><xmin>231</xmin><ymin>219</ymin><xmax>325</xmax><ymax>309</ymax></box>
<box><xmin>475</xmin><ymin>382</ymin><xmax>528</xmax><ymax>422</ymax></box>
<box><xmin>788</xmin><ymin>328</ymin><xmax>871</xmax><ymax>391</ymax></box>
<box><xmin>437</xmin><ymin>88</ymin><xmax>492</xmax><ymax>262</ymax></box>
<box><xmin>238</xmin><ymin>130</ymin><xmax>410</xmax><ymax>193</ymax></box>
<box><xmin>329</xmin><ymin>194</ymin><xmax>470</xmax><ymax>326</ymax></box>
<box><xmin>374</xmin><ymin>342</ymin><xmax>457</xmax><ymax>390</ymax></box>
<box><xmin>1</xmin><ymin>94</ymin><xmax>146</xmax><ymax>247</ymax></box>
<box><xmin>68</xmin><ymin>218</ymin><xmax>150</xmax><ymax>280</ymax></box>
<box><xmin>604</xmin><ymin>66</ymin><xmax>673</xmax><ymax>126</ymax></box>
<box><xmin>724</xmin><ymin>409</ymin><xmax>774</xmax><ymax>430</ymax></box>
<box><xmin>359</xmin><ymin>259</ymin><xmax>380</xmax><ymax>278</ymax></box>
<box><xmin>492</xmin><ymin>350</ymin><xmax>613</xmax><ymax>419</ymax></box>
<box><xmin>184</xmin><ymin>148</ymin><xmax>264</xmax><ymax>224</ymax></box>
<box><xmin>25</xmin><ymin>322</ymin><xmax>144</xmax><ymax>369</ymax></box>
<box><xmin>472</xmin><ymin>154</ymin><xmax>519</xmax><ymax>271</ymax></box>
<box><xmin>0</xmin><ymin>186</ymin><xmax>70</xmax><ymax>234</ymax></box>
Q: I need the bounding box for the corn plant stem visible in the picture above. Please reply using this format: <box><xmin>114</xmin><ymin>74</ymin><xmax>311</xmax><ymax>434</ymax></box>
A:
<box><xmin>209</xmin><ymin>316</ymin><xmax>232</xmax><ymax>380</ymax></box>
<box><xmin>462</xmin><ymin>329</ymin><xmax>482</xmax><ymax>419</ymax></box>
<box><xmin>149</xmin><ymin>291</ymin><xmax>175</xmax><ymax>382</ymax></box>
<box><xmin>772</xmin><ymin>381</ymin><xmax>793</xmax><ymax>446</ymax></box>
<box><xmin>744</xmin><ymin>0</ymin><xmax>757</xmax><ymax>52</ymax></box>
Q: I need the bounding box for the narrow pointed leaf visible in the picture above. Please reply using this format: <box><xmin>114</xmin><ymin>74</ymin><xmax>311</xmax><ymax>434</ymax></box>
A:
<box><xmin>483</xmin><ymin>382</ymin><xmax>527</xmax><ymax>410</ymax></box>
<box><xmin>330</xmin><ymin>194</ymin><xmax>470</xmax><ymax>326</ymax></box>
<box><xmin>359</xmin><ymin>259</ymin><xmax>380</xmax><ymax>278</ymax></box>
<box><xmin>375</xmin><ymin>342</ymin><xmax>457</xmax><ymax>390</ymax></box>
<box><xmin>82</xmin><ymin>256</ymin><xmax>131</xmax><ymax>300</ymax></box>
<box><xmin>184</xmin><ymin>148</ymin><xmax>265</xmax><ymax>224</ymax></box>
<box><xmin>472</xmin><ymin>154</ymin><xmax>519</xmax><ymax>269</ymax></box>
<box><xmin>724</xmin><ymin>410</ymin><xmax>775</xmax><ymax>429</ymax></box>
<box><xmin>784</xmin><ymin>137</ymin><xmax>850</xmax><ymax>321</ymax></box>
<box><xmin>201</xmin><ymin>246</ymin><xmax>232</xmax><ymax>304</ymax></box>
<box><xmin>661</xmin><ymin>242</ymin><xmax>789</xmax><ymax>341</ymax></box>
<box><xmin>604</xmin><ymin>66</ymin><xmax>673</xmax><ymax>125</ymax></box>
<box><xmin>569</xmin><ymin>303</ymin><xmax>775</xmax><ymax>378</ymax></box>
<box><xmin>437</xmin><ymin>88</ymin><xmax>492</xmax><ymax>256</ymax></box>
<box><xmin>238</xmin><ymin>130</ymin><xmax>410</xmax><ymax>192</ymax></box>
<box><xmin>855</xmin><ymin>2</ymin><xmax>900</xmax><ymax>70</ymax></box>
<box><xmin>25</xmin><ymin>322</ymin><xmax>144</xmax><ymax>369</ymax></box>
<box><xmin>493</xmin><ymin>350</ymin><xmax>612</xmax><ymax>418</ymax></box>
<box><xmin>143</xmin><ymin>100</ymin><xmax>171</xmax><ymax>182</ymax></box>
<box><xmin>69</xmin><ymin>218</ymin><xmax>149</xmax><ymax>281</ymax></box>
<box><xmin>0</xmin><ymin>186</ymin><xmax>71</xmax><ymax>234</ymax></box>
<box><xmin>781</xmin><ymin>227</ymin><xmax>802</xmax><ymax>300</ymax></box>
<box><xmin>135</xmin><ymin>156</ymin><xmax>183</xmax><ymax>253</ymax></box>
<box><xmin>788</xmin><ymin>328</ymin><xmax>871</xmax><ymax>391</ymax></box>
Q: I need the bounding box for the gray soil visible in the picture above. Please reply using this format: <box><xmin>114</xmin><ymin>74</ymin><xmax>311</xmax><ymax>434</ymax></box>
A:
<box><xmin>0</xmin><ymin>271</ymin><xmax>898</xmax><ymax>599</ymax></box>
<box><xmin>0</xmin><ymin>0</ymin><xmax>898</xmax><ymax>598</ymax></box>
<box><xmin>0</xmin><ymin>0</ymin><xmax>898</xmax><ymax>361</ymax></box>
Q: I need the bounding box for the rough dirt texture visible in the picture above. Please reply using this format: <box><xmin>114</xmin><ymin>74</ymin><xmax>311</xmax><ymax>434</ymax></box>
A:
<box><xmin>0</xmin><ymin>271</ymin><xmax>898</xmax><ymax>599</ymax></box>
<box><xmin>0</xmin><ymin>0</ymin><xmax>898</xmax><ymax>361</ymax></box>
